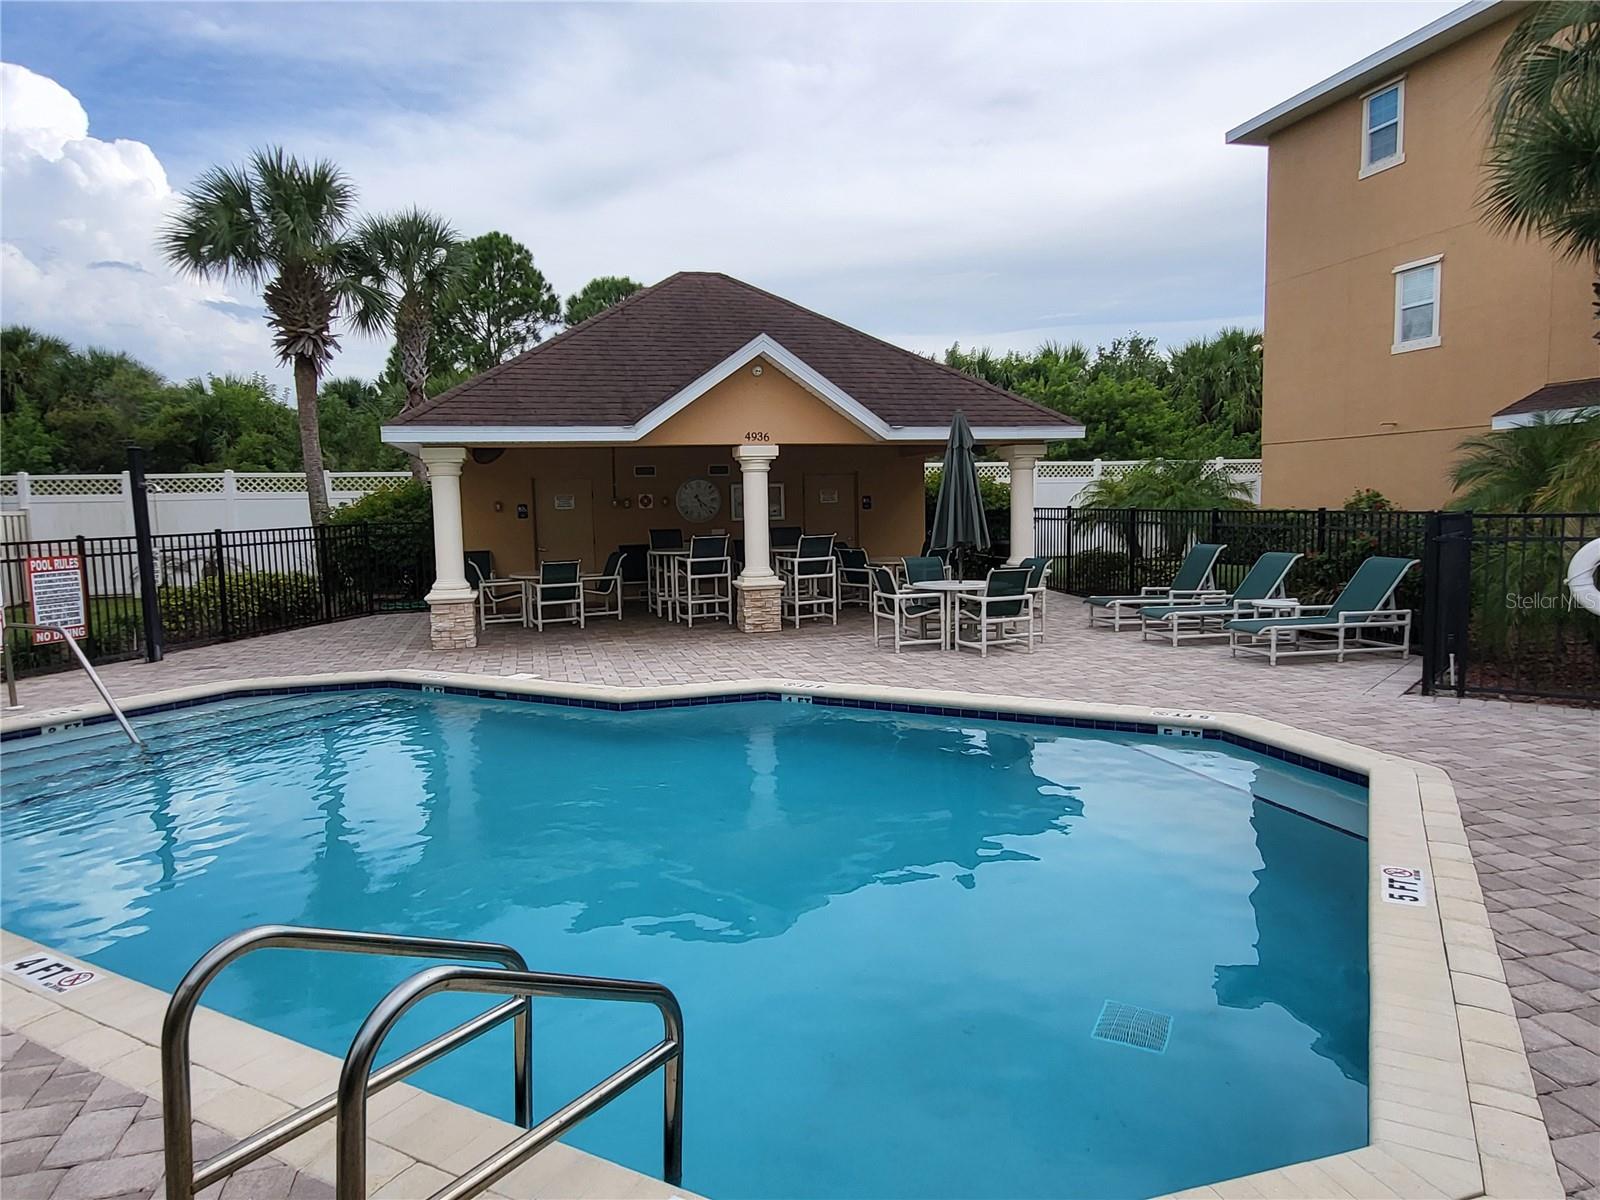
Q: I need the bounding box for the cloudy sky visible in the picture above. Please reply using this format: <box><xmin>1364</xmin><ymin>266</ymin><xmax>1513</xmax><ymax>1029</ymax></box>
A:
<box><xmin>1</xmin><ymin>1</ymin><xmax>1456</xmax><ymax>390</ymax></box>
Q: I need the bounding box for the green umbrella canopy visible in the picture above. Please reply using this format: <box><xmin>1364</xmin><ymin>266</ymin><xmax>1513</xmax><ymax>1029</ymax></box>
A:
<box><xmin>929</xmin><ymin>411</ymin><xmax>991</xmax><ymax>554</ymax></box>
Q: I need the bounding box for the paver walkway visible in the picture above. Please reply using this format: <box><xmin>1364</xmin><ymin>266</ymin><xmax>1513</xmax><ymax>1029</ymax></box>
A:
<box><xmin>6</xmin><ymin>606</ymin><xmax>1599</xmax><ymax>1196</ymax></box>
<box><xmin>0</xmin><ymin>1029</ymin><xmax>330</xmax><ymax>1200</ymax></box>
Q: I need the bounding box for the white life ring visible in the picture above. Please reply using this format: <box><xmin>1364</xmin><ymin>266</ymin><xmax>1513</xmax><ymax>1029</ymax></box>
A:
<box><xmin>1569</xmin><ymin>538</ymin><xmax>1600</xmax><ymax>616</ymax></box>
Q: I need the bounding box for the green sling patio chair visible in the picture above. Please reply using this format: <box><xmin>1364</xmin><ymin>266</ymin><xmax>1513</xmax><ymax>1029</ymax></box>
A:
<box><xmin>1020</xmin><ymin>555</ymin><xmax>1051</xmax><ymax>639</ymax></box>
<box><xmin>581</xmin><ymin>550</ymin><xmax>629</xmax><ymax>621</ymax></box>
<box><xmin>870</xmin><ymin>565</ymin><xmax>944</xmax><ymax>652</ymax></box>
<box><xmin>1225</xmin><ymin>555</ymin><xmax>1418</xmax><ymax>666</ymax></box>
<box><xmin>1083</xmin><ymin>542</ymin><xmax>1226</xmax><ymax>630</ymax></box>
<box><xmin>1139</xmin><ymin>551</ymin><xmax>1303</xmax><ymax>647</ymax></box>
<box><xmin>901</xmin><ymin>555</ymin><xmax>949</xmax><ymax>585</ymax></box>
<box><xmin>955</xmin><ymin>566</ymin><xmax>1036</xmax><ymax>656</ymax></box>
<box><xmin>836</xmin><ymin>547</ymin><xmax>873</xmax><ymax>607</ymax></box>
<box><xmin>530</xmin><ymin>560</ymin><xmax>584</xmax><ymax>631</ymax></box>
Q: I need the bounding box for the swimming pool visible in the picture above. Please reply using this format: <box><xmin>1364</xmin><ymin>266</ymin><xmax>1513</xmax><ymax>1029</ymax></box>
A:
<box><xmin>1</xmin><ymin>687</ymin><xmax>1370</xmax><ymax>1199</ymax></box>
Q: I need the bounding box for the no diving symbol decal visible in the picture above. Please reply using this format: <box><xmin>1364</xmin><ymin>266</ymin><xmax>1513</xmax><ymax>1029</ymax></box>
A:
<box><xmin>5</xmin><ymin>954</ymin><xmax>102</xmax><ymax>994</ymax></box>
<box><xmin>1379</xmin><ymin>865</ymin><xmax>1429</xmax><ymax>907</ymax></box>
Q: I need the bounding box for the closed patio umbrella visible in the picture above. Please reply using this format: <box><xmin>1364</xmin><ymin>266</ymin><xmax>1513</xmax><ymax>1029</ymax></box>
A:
<box><xmin>929</xmin><ymin>411</ymin><xmax>990</xmax><ymax>575</ymax></box>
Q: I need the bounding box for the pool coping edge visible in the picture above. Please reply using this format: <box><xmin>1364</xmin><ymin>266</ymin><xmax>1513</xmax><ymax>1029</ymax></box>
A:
<box><xmin>0</xmin><ymin>670</ymin><xmax>1563</xmax><ymax>1200</ymax></box>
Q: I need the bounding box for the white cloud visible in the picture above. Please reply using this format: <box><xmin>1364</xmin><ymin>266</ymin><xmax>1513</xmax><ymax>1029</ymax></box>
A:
<box><xmin>1</xmin><ymin>2</ymin><xmax>1460</xmax><ymax>384</ymax></box>
<box><xmin>0</xmin><ymin>63</ymin><xmax>291</xmax><ymax>383</ymax></box>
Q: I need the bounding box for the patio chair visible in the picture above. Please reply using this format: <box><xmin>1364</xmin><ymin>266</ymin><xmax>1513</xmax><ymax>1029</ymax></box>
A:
<box><xmin>674</xmin><ymin>535</ymin><xmax>733</xmax><ymax>626</ymax></box>
<box><xmin>529</xmin><ymin>560</ymin><xmax>584</xmax><ymax>631</ymax></box>
<box><xmin>1020</xmin><ymin>555</ymin><xmax>1051</xmax><ymax>639</ymax></box>
<box><xmin>902</xmin><ymin>555</ymin><xmax>949</xmax><ymax>585</ymax></box>
<box><xmin>778</xmin><ymin>534</ymin><xmax>838</xmax><ymax>627</ymax></box>
<box><xmin>618</xmin><ymin>543</ymin><xmax>650</xmax><ymax>602</ymax></box>
<box><xmin>771</xmin><ymin>526</ymin><xmax>803</xmax><ymax>553</ymax></box>
<box><xmin>836</xmin><ymin>547</ymin><xmax>873</xmax><ymax>607</ymax></box>
<box><xmin>870</xmin><ymin>565</ymin><xmax>944</xmax><ymax>652</ymax></box>
<box><xmin>582</xmin><ymin>550</ymin><xmax>630</xmax><ymax>621</ymax></box>
<box><xmin>1083</xmin><ymin>542</ymin><xmax>1227</xmax><ymax>631</ymax></box>
<box><xmin>1139</xmin><ymin>551</ymin><xmax>1303</xmax><ymax>647</ymax></box>
<box><xmin>1225</xmin><ymin>556</ymin><xmax>1418</xmax><ymax>666</ymax></box>
<box><xmin>649</xmin><ymin>529</ymin><xmax>685</xmax><ymax>550</ymax></box>
<box><xmin>955</xmin><ymin>566</ymin><xmax>1035</xmax><ymax>656</ymax></box>
<box><xmin>467</xmin><ymin>553</ymin><xmax>526</xmax><ymax>630</ymax></box>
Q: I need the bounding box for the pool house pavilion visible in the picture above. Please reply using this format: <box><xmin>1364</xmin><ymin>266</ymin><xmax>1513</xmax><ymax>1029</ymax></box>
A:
<box><xmin>383</xmin><ymin>272</ymin><xmax>1081</xmax><ymax>648</ymax></box>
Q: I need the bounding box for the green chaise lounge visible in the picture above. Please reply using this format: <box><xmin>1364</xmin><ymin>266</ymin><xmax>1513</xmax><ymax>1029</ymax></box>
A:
<box><xmin>1139</xmin><ymin>551</ymin><xmax>1303</xmax><ymax>646</ymax></box>
<box><xmin>1225</xmin><ymin>555</ymin><xmax>1418</xmax><ymax>666</ymax></box>
<box><xmin>1083</xmin><ymin>542</ymin><xmax>1226</xmax><ymax>630</ymax></box>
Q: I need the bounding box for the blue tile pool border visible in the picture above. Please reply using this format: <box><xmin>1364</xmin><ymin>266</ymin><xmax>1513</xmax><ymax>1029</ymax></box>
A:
<box><xmin>0</xmin><ymin>680</ymin><xmax>1369</xmax><ymax>786</ymax></box>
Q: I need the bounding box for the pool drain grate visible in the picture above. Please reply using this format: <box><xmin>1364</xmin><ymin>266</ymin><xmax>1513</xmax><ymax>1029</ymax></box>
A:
<box><xmin>1092</xmin><ymin>1000</ymin><xmax>1172</xmax><ymax>1053</ymax></box>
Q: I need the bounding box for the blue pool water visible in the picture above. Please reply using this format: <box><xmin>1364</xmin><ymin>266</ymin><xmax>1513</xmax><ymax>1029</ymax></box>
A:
<box><xmin>1</xmin><ymin>691</ymin><xmax>1369</xmax><ymax>1199</ymax></box>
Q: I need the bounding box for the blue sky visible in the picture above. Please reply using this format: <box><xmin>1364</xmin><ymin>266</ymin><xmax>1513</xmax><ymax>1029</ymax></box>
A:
<box><xmin>1</xmin><ymin>2</ymin><xmax>1458</xmax><ymax>388</ymax></box>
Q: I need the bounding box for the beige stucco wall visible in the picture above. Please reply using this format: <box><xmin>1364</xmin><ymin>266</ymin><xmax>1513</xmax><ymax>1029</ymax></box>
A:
<box><xmin>641</xmin><ymin>357</ymin><xmax>879</xmax><ymax>446</ymax></box>
<box><xmin>459</xmin><ymin>443</ymin><xmax>929</xmax><ymax>573</ymax></box>
<box><xmin>1258</xmin><ymin>14</ymin><xmax>1598</xmax><ymax>510</ymax></box>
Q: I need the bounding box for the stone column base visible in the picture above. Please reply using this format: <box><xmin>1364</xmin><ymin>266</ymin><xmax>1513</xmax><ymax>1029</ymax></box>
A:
<box><xmin>428</xmin><ymin>597</ymin><xmax>478</xmax><ymax>650</ymax></box>
<box><xmin>734</xmin><ymin>579</ymin><xmax>784</xmax><ymax>634</ymax></box>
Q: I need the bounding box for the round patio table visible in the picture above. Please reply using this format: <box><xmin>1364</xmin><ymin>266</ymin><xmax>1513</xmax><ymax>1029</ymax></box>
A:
<box><xmin>909</xmin><ymin>579</ymin><xmax>986</xmax><ymax>650</ymax></box>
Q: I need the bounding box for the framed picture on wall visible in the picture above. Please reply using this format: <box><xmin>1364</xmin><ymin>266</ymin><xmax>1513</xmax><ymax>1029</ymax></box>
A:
<box><xmin>731</xmin><ymin>483</ymin><xmax>785</xmax><ymax>521</ymax></box>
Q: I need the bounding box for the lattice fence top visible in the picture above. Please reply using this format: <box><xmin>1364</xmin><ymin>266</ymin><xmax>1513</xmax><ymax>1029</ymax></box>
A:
<box><xmin>0</xmin><ymin>478</ymin><xmax>16</xmax><ymax>497</ymax></box>
<box><xmin>235</xmin><ymin>473</ymin><xmax>310</xmax><ymax>494</ymax></box>
<box><xmin>149</xmin><ymin>474</ymin><xmax>225</xmax><ymax>494</ymax></box>
<box><xmin>925</xmin><ymin>459</ymin><xmax>1263</xmax><ymax>481</ymax></box>
<box><xmin>22</xmin><ymin>475</ymin><xmax>126</xmax><ymax>496</ymax></box>
<box><xmin>331</xmin><ymin>473</ymin><xmax>412</xmax><ymax>493</ymax></box>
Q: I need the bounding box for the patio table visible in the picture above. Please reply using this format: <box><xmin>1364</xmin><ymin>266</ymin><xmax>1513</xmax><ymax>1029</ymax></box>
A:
<box><xmin>910</xmin><ymin>579</ymin><xmax>986</xmax><ymax>650</ymax></box>
<box><xmin>647</xmin><ymin>549</ymin><xmax>689</xmax><ymax>619</ymax></box>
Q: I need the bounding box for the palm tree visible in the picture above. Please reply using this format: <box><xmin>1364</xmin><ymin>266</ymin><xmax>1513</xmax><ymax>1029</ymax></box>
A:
<box><xmin>1168</xmin><ymin>328</ymin><xmax>1264</xmax><ymax>435</ymax></box>
<box><xmin>1450</xmin><ymin>410</ymin><xmax>1600</xmax><ymax>511</ymax></box>
<box><xmin>1481</xmin><ymin>2</ymin><xmax>1600</xmax><ymax>266</ymax></box>
<box><xmin>1079</xmin><ymin>458</ymin><xmax>1255</xmax><ymax>510</ymax></box>
<box><xmin>348</xmin><ymin>209</ymin><xmax>463</xmax><ymax>478</ymax></box>
<box><xmin>160</xmin><ymin>148</ymin><xmax>373</xmax><ymax>522</ymax></box>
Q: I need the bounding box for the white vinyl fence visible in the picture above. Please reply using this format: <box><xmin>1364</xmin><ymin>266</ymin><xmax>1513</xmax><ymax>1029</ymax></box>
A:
<box><xmin>0</xmin><ymin>471</ymin><xmax>413</xmax><ymax>542</ymax></box>
<box><xmin>925</xmin><ymin>458</ymin><xmax>1263</xmax><ymax>507</ymax></box>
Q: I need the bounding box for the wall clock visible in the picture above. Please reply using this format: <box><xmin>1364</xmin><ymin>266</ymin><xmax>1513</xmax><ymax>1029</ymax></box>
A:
<box><xmin>675</xmin><ymin>478</ymin><xmax>721</xmax><ymax>522</ymax></box>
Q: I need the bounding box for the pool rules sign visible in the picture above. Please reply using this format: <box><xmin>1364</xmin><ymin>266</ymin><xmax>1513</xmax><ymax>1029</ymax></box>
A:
<box><xmin>25</xmin><ymin>555</ymin><xmax>87</xmax><ymax>645</ymax></box>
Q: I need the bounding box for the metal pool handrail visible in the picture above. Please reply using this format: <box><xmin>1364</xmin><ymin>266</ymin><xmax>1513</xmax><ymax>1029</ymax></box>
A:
<box><xmin>5</xmin><ymin>621</ymin><xmax>140</xmax><ymax>744</ymax></box>
<box><xmin>161</xmin><ymin>925</ymin><xmax>533</xmax><ymax>1200</ymax></box>
<box><xmin>337</xmin><ymin>963</ymin><xmax>685</xmax><ymax>1200</ymax></box>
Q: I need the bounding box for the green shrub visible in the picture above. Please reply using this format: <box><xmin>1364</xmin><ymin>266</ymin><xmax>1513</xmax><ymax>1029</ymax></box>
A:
<box><xmin>157</xmin><ymin>571</ymin><xmax>325</xmax><ymax>642</ymax></box>
<box><xmin>329</xmin><ymin>480</ymin><xmax>432</xmax><ymax>527</ymax></box>
<box><xmin>1343</xmin><ymin>488</ymin><xmax>1395</xmax><ymax>512</ymax></box>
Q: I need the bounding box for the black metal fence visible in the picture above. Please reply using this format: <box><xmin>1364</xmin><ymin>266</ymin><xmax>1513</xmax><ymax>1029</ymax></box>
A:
<box><xmin>2</xmin><ymin>523</ymin><xmax>430</xmax><ymax>677</ymax></box>
<box><xmin>1036</xmin><ymin>506</ymin><xmax>1599</xmax><ymax>704</ymax></box>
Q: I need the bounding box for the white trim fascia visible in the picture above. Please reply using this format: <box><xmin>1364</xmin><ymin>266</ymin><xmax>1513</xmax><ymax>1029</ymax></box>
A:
<box><xmin>1492</xmin><ymin>406</ymin><xmax>1587</xmax><ymax>430</ymax></box>
<box><xmin>381</xmin><ymin>333</ymin><xmax>1083</xmax><ymax>446</ymax></box>
<box><xmin>1226</xmin><ymin>1</ymin><xmax>1504</xmax><ymax>145</ymax></box>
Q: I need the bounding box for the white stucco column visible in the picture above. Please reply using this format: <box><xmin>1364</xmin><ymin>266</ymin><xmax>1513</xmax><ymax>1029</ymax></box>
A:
<box><xmin>1000</xmin><ymin>444</ymin><xmax>1047</xmax><ymax>564</ymax></box>
<box><xmin>422</xmin><ymin>446</ymin><xmax>472</xmax><ymax>601</ymax></box>
<box><xmin>732</xmin><ymin>443</ymin><xmax>783</xmax><ymax>633</ymax></box>
<box><xmin>420</xmin><ymin>446</ymin><xmax>477</xmax><ymax>649</ymax></box>
<box><xmin>734</xmin><ymin>443</ymin><xmax>780</xmax><ymax>583</ymax></box>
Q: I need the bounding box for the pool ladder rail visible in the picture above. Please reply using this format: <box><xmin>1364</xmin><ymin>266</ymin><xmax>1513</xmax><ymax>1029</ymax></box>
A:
<box><xmin>159</xmin><ymin>925</ymin><xmax>685</xmax><ymax>1200</ymax></box>
<box><xmin>4</xmin><ymin>620</ymin><xmax>141</xmax><ymax>745</ymax></box>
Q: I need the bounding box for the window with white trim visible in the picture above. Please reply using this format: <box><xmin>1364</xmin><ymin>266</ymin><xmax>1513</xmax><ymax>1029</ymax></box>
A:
<box><xmin>1362</xmin><ymin>81</ymin><xmax>1404</xmax><ymax>175</ymax></box>
<box><xmin>1392</xmin><ymin>258</ymin><xmax>1440</xmax><ymax>352</ymax></box>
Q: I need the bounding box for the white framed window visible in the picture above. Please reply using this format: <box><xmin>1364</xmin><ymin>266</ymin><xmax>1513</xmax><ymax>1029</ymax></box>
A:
<box><xmin>1361</xmin><ymin>79</ymin><xmax>1405</xmax><ymax>177</ymax></box>
<box><xmin>1392</xmin><ymin>256</ymin><xmax>1441</xmax><ymax>353</ymax></box>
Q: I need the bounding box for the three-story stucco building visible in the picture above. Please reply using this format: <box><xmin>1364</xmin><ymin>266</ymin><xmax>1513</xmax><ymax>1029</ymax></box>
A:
<box><xmin>1228</xmin><ymin>0</ymin><xmax>1597</xmax><ymax>509</ymax></box>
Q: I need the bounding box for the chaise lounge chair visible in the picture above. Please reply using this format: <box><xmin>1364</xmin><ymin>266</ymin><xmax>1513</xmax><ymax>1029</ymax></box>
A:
<box><xmin>1225</xmin><ymin>555</ymin><xmax>1418</xmax><ymax>666</ymax></box>
<box><xmin>1083</xmin><ymin>542</ymin><xmax>1226</xmax><ymax>630</ymax></box>
<box><xmin>1139</xmin><ymin>551</ymin><xmax>1303</xmax><ymax>647</ymax></box>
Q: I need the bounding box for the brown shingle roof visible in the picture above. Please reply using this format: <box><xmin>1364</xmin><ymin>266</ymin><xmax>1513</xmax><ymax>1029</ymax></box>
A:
<box><xmin>389</xmin><ymin>272</ymin><xmax>1079</xmax><ymax>434</ymax></box>
<box><xmin>1492</xmin><ymin>377</ymin><xmax>1600</xmax><ymax>420</ymax></box>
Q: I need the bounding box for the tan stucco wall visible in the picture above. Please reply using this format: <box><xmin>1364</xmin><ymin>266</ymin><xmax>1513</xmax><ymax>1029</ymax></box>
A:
<box><xmin>641</xmin><ymin>357</ymin><xmax>879</xmax><ymax>445</ymax></box>
<box><xmin>459</xmin><ymin>443</ymin><xmax>929</xmax><ymax>574</ymax></box>
<box><xmin>1258</xmin><ymin>14</ymin><xmax>1599</xmax><ymax>509</ymax></box>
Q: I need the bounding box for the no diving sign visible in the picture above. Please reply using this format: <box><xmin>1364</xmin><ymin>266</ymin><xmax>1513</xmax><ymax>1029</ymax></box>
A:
<box><xmin>1379</xmin><ymin>865</ymin><xmax>1429</xmax><ymax>907</ymax></box>
<box><xmin>5</xmin><ymin>954</ymin><xmax>101</xmax><ymax>994</ymax></box>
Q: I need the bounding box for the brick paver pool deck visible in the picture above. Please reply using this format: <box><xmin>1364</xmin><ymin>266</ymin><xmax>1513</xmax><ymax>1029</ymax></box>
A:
<box><xmin>5</xmin><ymin>606</ymin><xmax>1597</xmax><ymax>1196</ymax></box>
